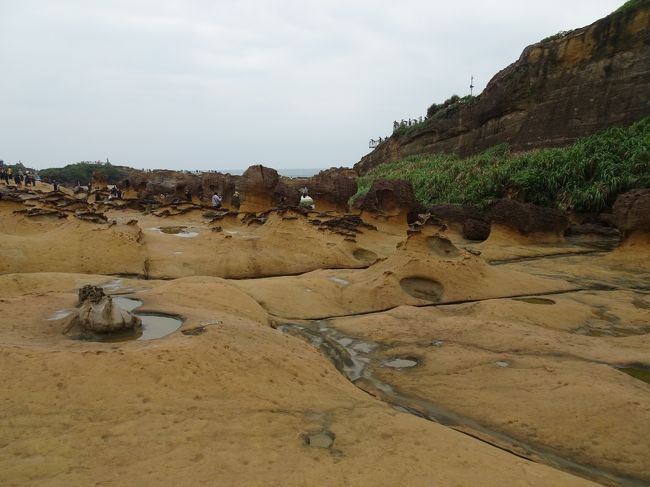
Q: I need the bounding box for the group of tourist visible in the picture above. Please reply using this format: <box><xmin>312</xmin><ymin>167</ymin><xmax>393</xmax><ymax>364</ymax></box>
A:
<box><xmin>0</xmin><ymin>166</ymin><xmax>38</xmax><ymax>188</ymax></box>
<box><xmin>208</xmin><ymin>187</ymin><xmax>314</xmax><ymax>211</ymax></box>
<box><xmin>210</xmin><ymin>191</ymin><xmax>240</xmax><ymax>210</ymax></box>
<box><xmin>393</xmin><ymin>117</ymin><xmax>424</xmax><ymax>130</ymax></box>
<box><xmin>108</xmin><ymin>186</ymin><xmax>123</xmax><ymax>200</ymax></box>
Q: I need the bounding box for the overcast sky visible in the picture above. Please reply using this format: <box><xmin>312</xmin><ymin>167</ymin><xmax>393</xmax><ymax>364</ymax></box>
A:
<box><xmin>0</xmin><ymin>0</ymin><xmax>624</xmax><ymax>171</ymax></box>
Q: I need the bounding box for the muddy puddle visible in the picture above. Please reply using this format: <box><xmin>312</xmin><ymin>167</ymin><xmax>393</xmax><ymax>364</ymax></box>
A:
<box><xmin>383</xmin><ymin>358</ymin><xmax>418</xmax><ymax>369</ymax></box>
<box><xmin>152</xmin><ymin>226</ymin><xmax>199</xmax><ymax>238</ymax></box>
<box><xmin>77</xmin><ymin>297</ymin><xmax>183</xmax><ymax>343</ymax></box>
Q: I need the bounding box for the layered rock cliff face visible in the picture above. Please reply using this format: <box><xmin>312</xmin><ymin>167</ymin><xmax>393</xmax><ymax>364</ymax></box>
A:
<box><xmin>355</xmin><ymin>3</ymin><xmax>650</xmax><ymax>174</ymax></box>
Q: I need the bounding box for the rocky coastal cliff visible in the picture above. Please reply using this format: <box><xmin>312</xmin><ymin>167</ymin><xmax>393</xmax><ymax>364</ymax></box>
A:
<box><xmin>355</xmin><ymin>2</ymin><xmax>650</xmax><ymax>174</ymax></box>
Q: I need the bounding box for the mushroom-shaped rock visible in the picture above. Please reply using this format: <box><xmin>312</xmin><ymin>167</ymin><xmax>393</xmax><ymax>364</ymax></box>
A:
<box><xmin>69</xmin><ymin>285</ymin><xmax>142</xmax><ymax>334</ymax></box>
<box><xmin>76</xmin><ymin>296</ymin><xmax>142</xmax><ymax>333</ymax></box>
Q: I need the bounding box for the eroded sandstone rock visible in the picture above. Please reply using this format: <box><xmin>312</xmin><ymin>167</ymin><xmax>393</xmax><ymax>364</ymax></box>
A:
<box><xmin>486</xmin><ymin>199</ymin><xmax>568</xmax><ymax>236</ymax></box>
<box><xmin>613</xmin><ymin>189</ymin><xmax>650</xmax><ymax>236</ymax></box>
<box><xmin>67</xmin><ymin>285</ymin><xmax>141</xmax><ymax>335</ymax></box>
<box><xmin>355</xmin><ymin>179</ymin><xmax>421</xmax><ymax>215</ymax></box>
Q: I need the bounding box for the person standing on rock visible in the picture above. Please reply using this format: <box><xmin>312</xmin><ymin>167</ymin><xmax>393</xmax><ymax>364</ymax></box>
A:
<box><xmin>185</xmin><ymin>188</ymin><xmax>192</xmax><ymax>202</ymax></box>
<box><xmin>211</xmin><ymin>192</ymin><xmax>222</xmax><ymax>209</ymax></box>
<box><xmin>299</xmin><ymin>192</ymin><xmax>315</xmax><ymax>211</ymax></box>
<box><xmin>231</xmin><ymin>191</ymin><xmax>240</xmax><ymax>211</ymax></box>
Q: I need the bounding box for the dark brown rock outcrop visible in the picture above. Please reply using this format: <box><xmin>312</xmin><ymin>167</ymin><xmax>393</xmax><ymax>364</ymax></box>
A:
<box><xmin>354</xmin><ymin>179</ymin><xmax>421</xmax><ymax>214</ymax></box>
<box><xmin>486</xmin><ymin>199</ymin><xmax>569</xmax><ymax>235</ymax></box>
<box><xmin>613</xmin><ymin>189</ymin><xmax>650</xmax><ymax>235</ymax></box>
<box><xmin>121</xmin><ymin>165</ymin><xmax>359</xmax><ymax>212</ymax></box>
<box><xmin>355</xmin><ymin>4</ymin><xmax>650</xmax><ymax>174</ymax></box>
<box><xmin>429</xmin><ymin>204</ymin><xmax>491</xmax><ymax>240</ymax></box>
<box><xmin>279</xmin><ymin>168</ymin><xmax>359</xmax><ymax>211</ymax></box>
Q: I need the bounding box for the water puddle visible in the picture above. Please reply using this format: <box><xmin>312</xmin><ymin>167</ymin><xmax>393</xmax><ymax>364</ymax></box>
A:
<box><xmin>152</xmin><ymin>226</ymin><xmax>199</xmax><ymax>238</ymax></box>
<box><xmin>72</xmin><ymin>297</ymin><xmax>183</xmax><ymax>342</ymax></box>
<box><xmin>383</xmin><ymin>358</ymin><xmax>418</xmax><ymax>369</ymax></box>
<box><xmin>513</xmin><ymin>297</ymin><xmax>556</xmax><ymax>305</ymax></box>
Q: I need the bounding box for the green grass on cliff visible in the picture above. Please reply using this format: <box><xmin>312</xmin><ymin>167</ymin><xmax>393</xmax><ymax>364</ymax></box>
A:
<box><xmin>353</xmin><ymin>117</ymin><xmax>650</xmax><ymax>213</ymax></box>
<box><xmin>615</xmin><ymin>0</ymin><xmax>646</xmax><ymax>14</ymax></box>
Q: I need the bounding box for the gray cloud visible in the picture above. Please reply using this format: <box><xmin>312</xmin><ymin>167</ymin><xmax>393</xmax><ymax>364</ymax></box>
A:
<box><xmin>0</xmin><ymin>0</ymin><xmax>624</xmax><ymax>170</ymax></box>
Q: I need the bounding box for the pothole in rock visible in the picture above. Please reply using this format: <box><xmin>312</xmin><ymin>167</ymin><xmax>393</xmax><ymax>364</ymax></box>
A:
<box><xmin>616</xmin><ymin>366</ymin><xmax>650</xmax><ymax>385</ymax></box>
<box><xmin>426</xmin><ymin>236</ymin><xmax>461</xmax><ymax>258</ymax></box>
<box><xmin>383</xmin><ymin>357</ymin><xmax>419</xmax><ymax>369</ymax></box>
<box><xmin>155</xmin><ymin>226</ymin><xmax>199</xmax><ymax>238</ymax></box>
<box><xmin>82</xmin><ymin>314</ymin><xmax>184</xmax><ymax>343</ymax></box>
<box><xmin>353</xmin><ymin>248</ymin><xmax>378</xmax><ymax>265</ymax></box>
<box><xmin>513</xmin><ymin>297</ymin><xmax>556</xmax><ymax>305</ymax></box>
<box><xmin>304</xmin><ymin>431</ymin><xmax>336</xmax><ymax>449</ymax></box>
<box><xmin>400</xmin><ymin>277</ymin><xmax>444</xmax><ymax>302</ymax></box>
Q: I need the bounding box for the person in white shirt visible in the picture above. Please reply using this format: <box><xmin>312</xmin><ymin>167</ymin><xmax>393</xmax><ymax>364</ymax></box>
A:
<box><xmin>211</xmin><ymin>193</ymin><xmax>222</xmax><ymax>209</ymax></box>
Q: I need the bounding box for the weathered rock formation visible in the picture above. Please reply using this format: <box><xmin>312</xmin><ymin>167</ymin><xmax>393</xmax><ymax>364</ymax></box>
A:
<box><xmin>121</xmin><ymin>165</ymin><xmax>359</xmax><ymax>212</ymax></box>
<box><xmin>430</xmin><ymin>204</ymin><xmax>491</xmax><ymax>241</ymax></box>
<box><xmin>65</xmin><ymin>285</ymin><xmax>142</xmax><ymax>335</ymax></box>
<box><xmin>613</xmin><ymin>188</ymin><xmax>650</xmax><ymax>237</ymax></box>
<box><xmin>486</xmin><ymin>199</ymin><xmax>569</xmax><ymax>237</ymax></box>
<box><xmin>278</xmin><ymin>167</ymin><xmax>359</xmax><ymax>211</ymax></box>
<box><xmin>354</xmin><ymin>179</ymin><xmax>421</xmax><ymax>215</ymax></box>
<box><xmin>355</xmin><ymin>3</ymin><xmax>650</xmax><ymax>174</ymax></box>
<box><xmin>239</xmin><ymin>165</ymin><xmax>280</xmax><ymax>210</ymax></box>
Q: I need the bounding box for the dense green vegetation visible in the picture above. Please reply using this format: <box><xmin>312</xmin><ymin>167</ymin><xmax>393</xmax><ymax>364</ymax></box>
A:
<box><xmin>39</xmin><ymin>162</ymin><xmax>127</xmax><ymax>185</ymax></box>
<box><xmin>392</xmin><ymin>95</ymin><xmax>477</xmax><ymax>138</ymax></box>
<box><xmin>615</xmin><ymin>0</ymin><xmax>646</xmax><ymax>14</ymax></box>
<box><xmin>354</xmin><ymin>117</ymin><xmax>650</xmax><ymax>213</ymax></box>
<box><xmin>426</xmin><ymin>95</ymin><xmax>476</xmax><ymax>120</ymax></box>
<box><xmin>540</xmin><ymin>30</ymin><xmax>571</xmax><ymax>43</ymax></box>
